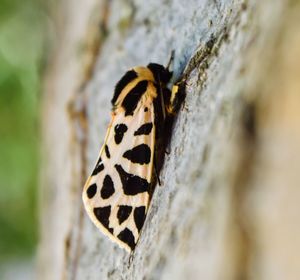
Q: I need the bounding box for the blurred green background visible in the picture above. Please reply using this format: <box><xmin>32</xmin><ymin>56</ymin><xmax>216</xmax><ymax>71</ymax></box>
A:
<box><xmin>0</xmin><ymin>0</ymin><xmax>46</xmax><ymax>264</ymax></box>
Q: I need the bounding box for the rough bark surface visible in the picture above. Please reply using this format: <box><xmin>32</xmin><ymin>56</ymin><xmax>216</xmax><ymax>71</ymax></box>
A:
<box><xmin>39</xmin><ymin>0</ymin><xmax>300</xmax><ymax>279</ymax></box>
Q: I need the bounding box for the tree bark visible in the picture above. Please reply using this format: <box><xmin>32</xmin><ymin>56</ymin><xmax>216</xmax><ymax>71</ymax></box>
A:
<box><xmin>39</xmin><ymin>0</ymin><xmax>300</xmax><ymax>279</ymax></box>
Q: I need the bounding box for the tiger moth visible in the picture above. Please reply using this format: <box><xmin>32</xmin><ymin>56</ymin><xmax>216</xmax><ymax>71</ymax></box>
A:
<box><xmin>82</xmin><ymin>54</ymin><xmax>184</xmax><ymax>252</ymax></box>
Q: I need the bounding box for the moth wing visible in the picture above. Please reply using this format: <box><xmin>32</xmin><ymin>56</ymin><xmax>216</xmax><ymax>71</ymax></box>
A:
<box><xmin>82</xmin><ymin>98</ymin><xmax>155</xmax><ymax>251</ymax></box>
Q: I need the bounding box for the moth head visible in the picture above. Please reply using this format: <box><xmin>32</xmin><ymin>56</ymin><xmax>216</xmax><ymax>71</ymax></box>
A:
<box><xmin>147</xmin><ymin>63</ymin><xmax>172</xmax><ymax>85</ymax></box>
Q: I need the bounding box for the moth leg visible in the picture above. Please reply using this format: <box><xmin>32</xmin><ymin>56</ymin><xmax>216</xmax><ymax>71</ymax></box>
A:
<box><xmin>166</xmin><ymin>81</ymin><xmax>186</xmax><ymax>115</ymax></box>
<box><xmin>165</xmin><ymin>147</ymin><xmax>170</xmax><ymax>155</ymax></box>
<box><xmin>154</xmin><ymin>155</ymin><xmax>161</xmax><ymax>186</ymax></box>
<box><xmin>128</xmin><ymin>251</ymin><xmax>134</xmax><ymax>267</ymax></box>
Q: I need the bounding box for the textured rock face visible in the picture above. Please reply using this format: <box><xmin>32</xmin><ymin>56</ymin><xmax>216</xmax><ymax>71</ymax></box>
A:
<box><xmin>40</xmin><ymin>0</ymin><xmax>300</xmax><ymax>279</ymax></box>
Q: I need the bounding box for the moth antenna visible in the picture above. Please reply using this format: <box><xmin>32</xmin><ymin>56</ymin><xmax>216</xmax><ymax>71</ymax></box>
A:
<box><xmin>166</xmin><ymin>50</ymin><xmax>175</xmax><ymax>70</ymax></box>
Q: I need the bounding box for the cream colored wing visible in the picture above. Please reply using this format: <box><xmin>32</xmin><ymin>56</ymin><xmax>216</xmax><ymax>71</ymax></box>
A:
<box><xmin>82</xmin><ymin>95</ymin><xmax>155</xmax><ymax>251</ymax></box>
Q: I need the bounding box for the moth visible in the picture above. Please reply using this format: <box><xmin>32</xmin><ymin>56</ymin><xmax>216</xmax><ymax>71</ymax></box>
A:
<box><xmin>82</xmin><ymin>54</ymin><xmax>184</xmax><ymax>252</ymax></box>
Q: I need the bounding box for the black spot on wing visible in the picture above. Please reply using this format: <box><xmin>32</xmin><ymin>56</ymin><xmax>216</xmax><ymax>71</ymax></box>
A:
<box><xmin>117</xmin><ymin>205</ymin><xmax>133</xmax><ymax>225</ymax></box>
<box><xmin>123</xmin><ymin>144</ymin><xmax>151</xmax><ymax>164</ymax></box>
<box><xmin>115</xmin><ymin>164</ymin><xmax>149</xmax><ymax>195</ymax></box>
<box><xmin>117</xmin><ymin>228</ymin><xmax>135</xmax><ymax>251</ymax></box>
<box><xmin>93</xmin><ymin>206</ymin><xmax>114</xmax><ymax>234</ymax></box>
<box><xmin>122</xmin><ymin>80</ymin><xmax>148</xmax><ymax>116</ymax></box>
<box><xmin>105</xmin><ymin>145</ymin><xmax>110</xmax><ymax>159</ymax></box>
<box><xmin>96</xmin><ymin>157</ymin><xmax>102</xmax><ymax>166</ymax></box>
<box><xmin>101</xmin><ymin>175</ymin><xmax>115</xmax><ymax>199</ymax></box>
<box><xmin>86</xmin><ymin>183</ymin><xmax>97</xmax><ymax>199</ymax></box>
<box><xmin>92</xmin><ymin>163</ymin><xmax>104</xmax><ymax>176</ymax></box>
<box><xmin>112</xmin><ymin>70</ymin><xmax>138</xmax><ymax>105</ymax></box>
<box><xmin>114</xmin><ymin>124</ymin><xmax>128</xmax><ymax>144</ymax></box>
<box><xmin>144</xmin><ymin>107</ymin><xmax>148</xmax><ymax>112</ymax></box>
<box><xmin>134</xmin><ymin>123</ymin><xmax>153</xmax><ymax>136</ymax></box>
<box><xmin>134</xmin><ymin>206</ymin><xmax>146</xmax><ymax>232</ymax></box>
<box><xmin>92</xmin><ymin>158</ymin><xmax>104</xmax><ymax>176</ymax></box>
